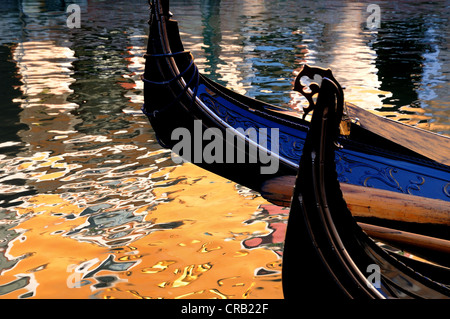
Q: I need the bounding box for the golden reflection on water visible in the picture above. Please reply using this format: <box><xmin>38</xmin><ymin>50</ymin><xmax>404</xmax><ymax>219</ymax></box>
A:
<box><xmin>0</xmin><ymin>13</ymin><xmax>283</xmax><ymax>298</ymax></box>
<box><xmin>1</xmin><ymin>163</ymin><xmax>283</xmax><ymax>299</ymax></box>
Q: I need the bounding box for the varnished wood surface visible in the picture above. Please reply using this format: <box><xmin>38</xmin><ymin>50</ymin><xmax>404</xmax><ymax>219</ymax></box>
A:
<box><xmin>346</xmin><ymin>102</ymin><xmax>450</xmax><ymax>167</ymax></box>
<box><xmin>358</xmin><ymin>223</ymin><xmax>450</xmax><ymax>255</ymax></box>
<box><xmin>262</xmin><ymin>175</ymin><xmax>450</xmax><ymax>257</ymax></box>
<box><xmin>261</xmin><ymin>175</ymin><xmax>450</xmax><ymax>226</ymax></box>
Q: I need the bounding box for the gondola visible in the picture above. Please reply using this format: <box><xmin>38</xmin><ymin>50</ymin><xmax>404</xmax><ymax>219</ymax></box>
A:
<box><xmin>142</xmin><ymin>0</ymin><xmax>450</xmax><ymax>208</ymax></box>
<box><xmin>142</xmin><ymin>0</ymin><xmax>450</xmax><ymax>299</ymax></box>
<box><xmin>282</xmin><ymin>76</ymin><xmax>450</xmax><ymax>299</ymax></box>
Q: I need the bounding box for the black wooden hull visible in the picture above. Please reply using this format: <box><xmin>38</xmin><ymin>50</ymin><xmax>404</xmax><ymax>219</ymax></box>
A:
<box><xmin>142</xmin><ymin>0</ymin><xmax>450</xmax><ymax>203</ymax></box>
<box><xmin>283</xmin><ymin>77</ymin><xmax>450</xmax><ymax>299</ymax></box>
<box><xmin>143</xmin><ymin>3</ymin><xmax>300</xmax><ymax>190</ymax></box>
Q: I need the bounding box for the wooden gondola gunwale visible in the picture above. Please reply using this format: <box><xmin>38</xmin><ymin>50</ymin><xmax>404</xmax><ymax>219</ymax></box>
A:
<box><xmin>144</xmin><ymin>1</ymin><xmax>295</xmax><ymax>167</ymax></box>
<box><xmin>144</xmin><ymin>0</ymin><xmax>301</xmax><ymax>191</ymax></box>
<box><xmin>199</xmin><ymin>73</ymin><xmax>450</xmax><ymax>177</ymax></box>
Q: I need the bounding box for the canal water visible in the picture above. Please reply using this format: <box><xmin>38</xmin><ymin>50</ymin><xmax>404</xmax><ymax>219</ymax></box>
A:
<box><xmin>0</xmin><ymin>0</ymin><xmax>448</xmax><ymax>299</ymax></box>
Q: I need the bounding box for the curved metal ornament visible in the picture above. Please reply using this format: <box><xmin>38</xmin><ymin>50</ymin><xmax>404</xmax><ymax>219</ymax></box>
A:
<box><xmin>294</xmin><ymin>64</ymin><xmax>344</xmax><ymax>119</ymax></box>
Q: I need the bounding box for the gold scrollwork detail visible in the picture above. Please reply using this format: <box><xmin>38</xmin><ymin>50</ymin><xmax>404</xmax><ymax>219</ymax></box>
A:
<box><xmin>444</xmin><ymin>183</ymin><xmax>450</xmax><ymax>198</ymax></box>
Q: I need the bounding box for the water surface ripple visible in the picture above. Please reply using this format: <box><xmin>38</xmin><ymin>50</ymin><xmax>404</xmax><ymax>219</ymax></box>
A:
<box><xmin>0</xmin><ymin>0</ymin><xmax>448</xmax><ymax>299</ymax></box>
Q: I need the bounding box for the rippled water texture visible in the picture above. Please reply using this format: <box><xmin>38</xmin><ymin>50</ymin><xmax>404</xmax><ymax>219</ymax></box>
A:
<box><xmin>0</xmin><ymin>0</ymin><xmax>449</xmax><ymax>299</ymax></box>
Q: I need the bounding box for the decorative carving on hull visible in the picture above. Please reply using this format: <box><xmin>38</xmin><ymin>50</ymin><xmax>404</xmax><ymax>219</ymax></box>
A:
<box><xmin>444</xmin><ymin>183</ymin><xmax>450</xmax><ymax>198</ymax></box>
<box><xmin>200</xmin><ymin>92</ymin><xmax>450</xmax><ymax>201</ymax></box>
<box><xmin>200</xmin><ymin>93</ymin><xmax>304</xmax><ymax>162</ymax></box>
